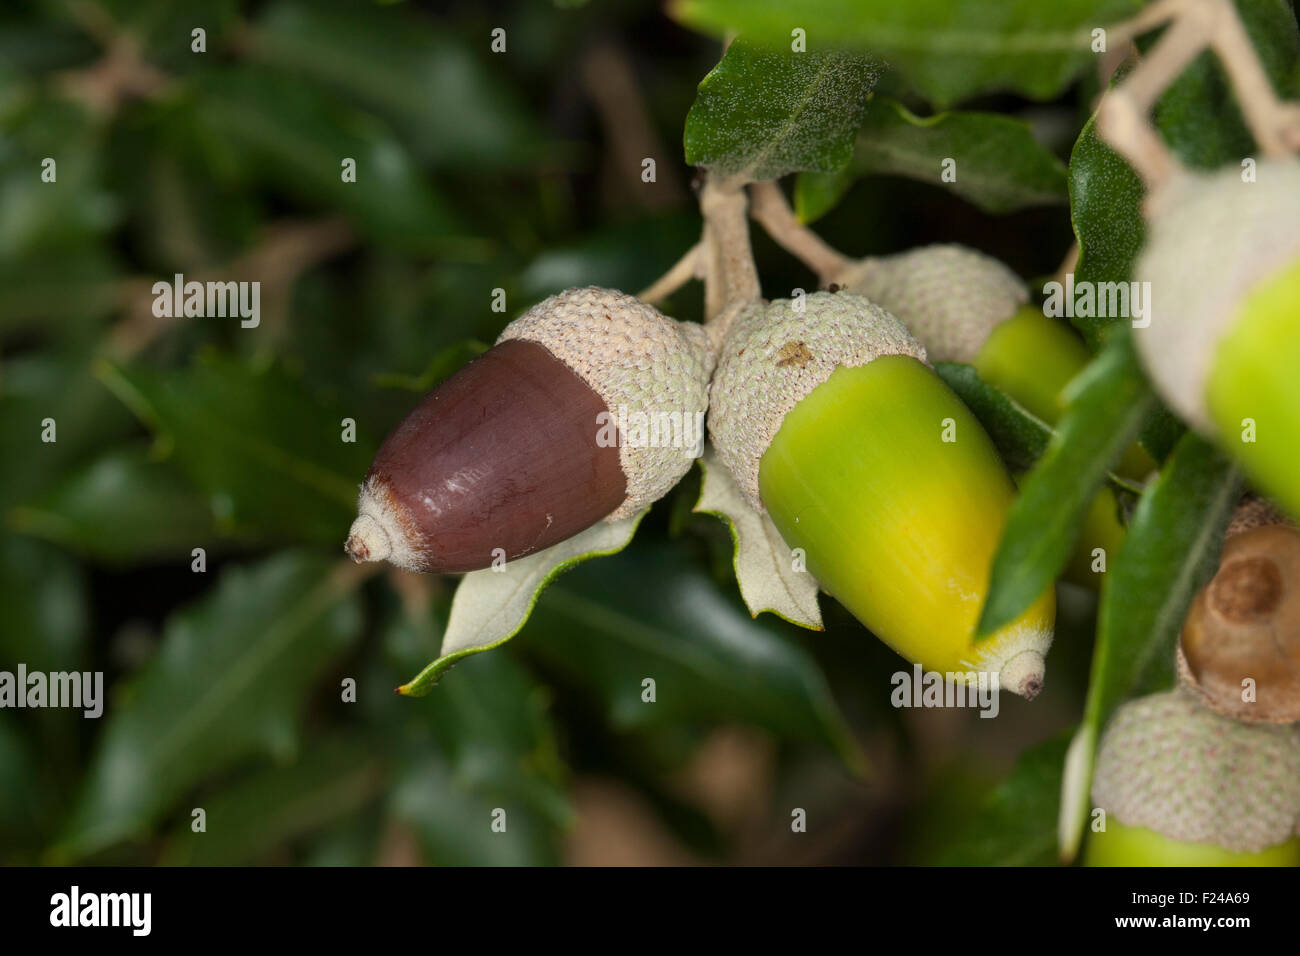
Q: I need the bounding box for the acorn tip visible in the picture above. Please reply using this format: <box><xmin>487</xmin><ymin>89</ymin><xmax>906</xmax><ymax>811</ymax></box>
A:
<box><xmin>345</xmin><ymin>513</ymin><xmax>391</xmax><ymax>564</ymax></box>
<box><xmin>1000</xmin><ymin>648</ymin><xmax>1046</xmax><ymax>700</ymax></box>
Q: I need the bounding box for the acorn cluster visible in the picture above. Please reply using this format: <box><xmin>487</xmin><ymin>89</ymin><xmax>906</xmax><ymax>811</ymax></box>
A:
<box><xmin>1087</xmin><ymin>504</ymin><xmax>1300</xmax><ymax>866</ymax></box>
<box><xmin>346</xmin><ymin>219</ymin><xmax>1069</xmax><ymax>697</ymax></box>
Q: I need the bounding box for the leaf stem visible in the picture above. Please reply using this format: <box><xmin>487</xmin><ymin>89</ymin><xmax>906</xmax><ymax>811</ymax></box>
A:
<box><xmin>637</xmin><ymin>241</ymin><xmax>703</xmax><ymax>305</ymax></box>
<box><xmin>699</xmin><ymin>173</ymin><xmax>761</xmax><ymax>346</ymax></box>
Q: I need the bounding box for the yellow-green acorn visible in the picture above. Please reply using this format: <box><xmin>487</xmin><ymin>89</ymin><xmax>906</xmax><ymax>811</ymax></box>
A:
<box><xmin>347</xmin><ymin>286</ymin><xmax>712</xmax><ymax>572</ymax></box>
<box><xmin>835</xmin><ymin>245</ymin><xmax>1137</xmax><ymax>581</ymax></box>
<box><xmin>1087</xmin><ymin>689</ymin><xmax>1300</xmax><ymax>866</ymax></box>
<box><xmin>837</xmin><ymin>244</ymin><xmax>1155</xmax><ymax>481</ymax></box>
<box><xmin>1134</xmin><ymin>160</ymin><xmax>1300</xmax><ymax>518</ymax></box>
<box><xmin>707</xmin><ymin>290</ymin><xmax>1055</xmax><ymax>697</ymax></box>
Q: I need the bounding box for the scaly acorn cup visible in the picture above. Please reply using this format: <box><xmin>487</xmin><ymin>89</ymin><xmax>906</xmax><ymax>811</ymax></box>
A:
<box><xmin>1087</xmin><ymin>689</ymin><xmax>1300</xmax><ymax>866</ymax></box>
<box><xmin>1134</xmin><ymin>159</ymin><xmax>1300</xmax><ymax>518</ymax></box>
<box><xmin>837</xmin><ymin>245</ymin><xmax>1156</xmax><ymax>480</ymax></box>
<box><xmin>346</xmin><ymin>286</ymin><xmax>713</xmax><ymax>572</ymax></box>
<box><xmin>1176</xmin><ymin>519</ymin><xmax>1300</xmax><ymax>724</ymax></box>
<box><xmin>708</xmin><ymin>290</ymin><xmax>1055</xmax><ymax>697</ymax></box>
<box><xmin>831</xmin><ymin>244</ymin><xmax>1030</xmax><ymax>364</ymax></box>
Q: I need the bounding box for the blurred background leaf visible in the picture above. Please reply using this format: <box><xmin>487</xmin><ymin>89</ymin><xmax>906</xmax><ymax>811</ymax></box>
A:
<box><xmin>523</xmin><ymin>539</ymin><xmax>864</xmax><ymax>772</ymax></box>
<box><xmin>97</xmin><ymin>352</ymin><xmax>375</xmax><ymax>545</ymax></box>
<box><xmin>52</xmin><ymin>553</ymin><xmax>364</xmax><ymax>861</ymax></box>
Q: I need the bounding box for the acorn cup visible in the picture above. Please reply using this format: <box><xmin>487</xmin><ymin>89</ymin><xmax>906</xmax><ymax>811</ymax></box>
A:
<box><xmin>708</xmin><ymin>290</ymin><xmax>1055</xmax><ymax>697</ymax></box>
<box><xmin>1133</xmin><ymin>159</ymin><xmax>1300</xmax><ymax>519</ymax></box>
<box><xmin>832</xmin><ymin>244</ymin><xmax>1030</xmax><ymax>365</ymax></box>
<box><xmin>1086</xmin><ymin>689</ymin><xmax>1300</xmax><ymax>866</ymax></box>
<box><xmin>346</xmin><ymin>286</ymin><xmax>713</xmax><ymax>572</ymax></box>
<box><xmin>1176</xmin><ymin>518</ymin><xmax>1300</xmax><ymax>724</ymax></box>
<box><xmin>835</xmin><ymin>244</ymin><xmax>1156</xmax><ymax>481</ymax></box>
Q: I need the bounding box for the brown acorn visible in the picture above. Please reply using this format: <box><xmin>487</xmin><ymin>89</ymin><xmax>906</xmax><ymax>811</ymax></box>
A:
<box><xmin>346</xmin><ymin>286</ymin><xmax>713</xmax><ymax>572</ymax></box>
<box><xmin>1177</xmin><ymin>517</ymin><xmax>1300</xmax><ymax>724</ymax></box>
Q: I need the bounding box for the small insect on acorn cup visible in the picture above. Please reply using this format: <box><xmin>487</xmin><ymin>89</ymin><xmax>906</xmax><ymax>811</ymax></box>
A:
<box><xmin>707</xmin><ymin>290</ymin><xmax>1055</xmax><ymax>697</ymax></box>
<box><xmin>1133</xmin><ymin>160</ymin><xmax>1300</xmax><ymax>518</ymax></box>
<box><xmin>346</xmin><ymin>286</ymin><xmax>713</xmax><ymax>572</ymax></box>
<box><xmin>1086</xmin><ymin>689</ymin><xmax>1300</xmax><ymax>866</ymax></box>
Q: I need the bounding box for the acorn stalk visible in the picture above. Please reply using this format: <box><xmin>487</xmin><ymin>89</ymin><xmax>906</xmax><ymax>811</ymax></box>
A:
<box><xmin>709</xmin><ymin>290</ymin><xmax>1055</xmax><ymax>697</ymax></box>
<box><xmin>1133</xmin><ymin>160</ymin><xmax>1300</xmax><ymax>518</ymax></box>
<box><xmin>347</xmin><ymin>286</ymin><xmax>712</xmax><ymax>572</ymax></box>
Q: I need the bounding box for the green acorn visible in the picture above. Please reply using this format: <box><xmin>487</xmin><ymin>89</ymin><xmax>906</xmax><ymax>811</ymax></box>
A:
<box><xmin>835</xmin><ymin>247</ymin><xmax>1140</xmax><ymax>584</ymax></box>
<box><xmin>837</xmin><ymin>245</ymin><xmax>1156</xmax><ymax>481</ymax></box>
<box><xmin>708</xmin><ymin>290</ymin><xmax>1055</xmax><ymax>696</ymax></box>
<box><xmin>1134</xmin><ymin>160</ymin><xmax>1300</xmax><ymax>518</ymax></box>
<box><xmin>1087</xmin><ymin>689</ymin><xmax>1300</xmax><ymax>866</ymax></box>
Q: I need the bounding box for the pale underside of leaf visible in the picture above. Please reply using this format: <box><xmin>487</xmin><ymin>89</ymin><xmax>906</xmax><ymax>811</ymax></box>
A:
<box><xmin>694</xmin><ymin>447</ymin><xmax>822</xmax><ymax>629</ymax></box>
<box><xmin>1057</xmin><ymin>437</ymin><xmax>1240</xmax><ymax>862</ymax></box>
<box><xmin>397</xmin><ymin>510</ymin><xmax>648</xmax><ymax>696</ymax></box>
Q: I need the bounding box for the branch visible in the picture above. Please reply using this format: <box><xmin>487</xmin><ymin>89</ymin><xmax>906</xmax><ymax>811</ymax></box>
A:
<box><xmin>748</xmin><ymin>181</ymin><xmax>853</xmax><ymax>285</ymax></box>
<box><xmin>106</xmin><ymin>219</ymin><xmax>355</xmax><ymax>359</ymax></box>
<box><xmin>1097</xmin><ymin>0</ymin><xmax>1300</xmax><ymax>191</ymax></box>
<box><xmin>698</xmin><ymin>174</ymin><xmax>761</xmax><ymax>346</ymax></box>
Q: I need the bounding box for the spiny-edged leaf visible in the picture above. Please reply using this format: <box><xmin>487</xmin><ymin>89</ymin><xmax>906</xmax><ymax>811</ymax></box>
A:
<box><xmin>96</xmin><ymin>352</ymin><xmax>375</xmax><ymax>546</ymax></box>
<box><xmin>683</xmin><ymin>37</ymin><xmax>880</xmax><ymax>182</ymax></box>
<box><xmin>68</xmin><ymin>0</ymin><xmax>243</xmax><ymax>72</ymax></box>
<box><xmin>933</xmin><ymin>729</ymin><xmax>1073</xmax><ymax>866</ymax></box>
<box><xmin>1059</xmin><ymin>434</ymin><xmax>1240</xmax><ymax>860</ymax></box>
<box><xmin>518</xmin><ymin>214</ymin><xmax>702</xmax><ymax>305</ymax></box>
<box><xmin>673</xmin><ymin>0</ymin><xmax>1142</xmax><ymax>108</ymax></box>
<box><xmin>978</xmin><ymin>334</ymin><xmax>1152</xmax><ymax>636</ymax></box>
<box><xmin>0</xmin><ymin>247</ymin><xmax>119</xmax><ymax>335</ymax></box>
<box><xmin>798</xmin><ymin>99</ymin><xmax>1067</xmax><ymax>221</ymax></box>
<box><xmin>522</xmin><ymin>539</ymin><xmax>863</xmax><ymax>772</ymax></box>
<box><xmin>0</xmin><ymin>350</ymin><xmax>137</xmax><ymax>516</ymax></box>
<box><xmin>694</xmin><ymin>448</ymin><xmax>822</xmax><ymax>629</ymax></box>
<box><xmin>8</xmin><ymin>446</ymin><xmax>223</xmax><ymax>565</ymax></box>
<box><xmin>187</xmin><ymin>66</ymin><xmax>464</xmax><ymax>252</ymax></box>
<box><xmin>397</xmin><ymin>510</ymin><xmax>648</xmax><ymax>696</ymax></box>
<box><xmin>392</xmin><ymin>651</ymin><xmax>570</xmax><ymax>866</ymax></box>
<box><xmin>935</xmin><ymin>362</ymin><xmax>1052</xmax><ymax>473</ymax></box>
<box><xmin>0</xmin><ymin>535</ymin><xmax>86</xmax><ymax>674</ymax></box>
<box><xmin>0</xmin><ymin>94</ymin><xmax>117</xmax><ymax>257</ymax></box>
<box><xmin>51</xmin><ymin>553</ymin><xmax>366</xmax><ymax>861</ymax></box>
<box><xmin>161</xmin><ymin>736</ymin><xmax>387</xmax><ymax>865</ymax></box>
<box><xmin>252</xmin><ymin>1</ymin><xmax>547</xmax><ymax>168</ymax></box>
